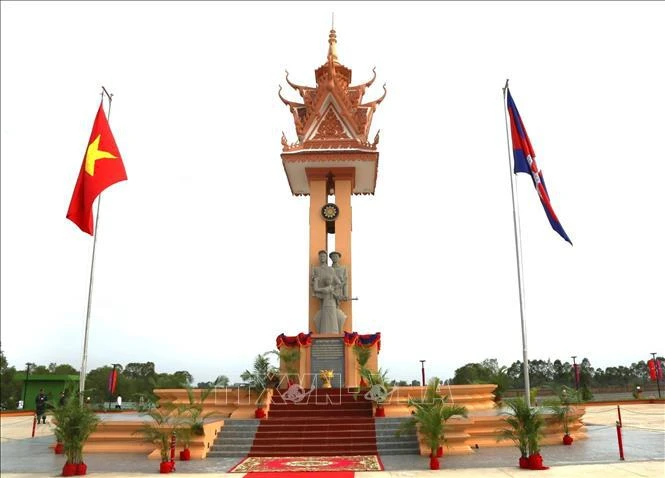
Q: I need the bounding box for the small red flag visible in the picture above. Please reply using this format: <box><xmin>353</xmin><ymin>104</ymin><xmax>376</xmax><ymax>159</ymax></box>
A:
<box><xmin>648</xmin><ymin>359</ymin><xmax>657</xmax><ymax>381</ymax></box>
<box><xmin>66</xmin><ymin>103</ymin><xmax>127</xmax><ymax>235</ymax></box>
<box><xmin>107</xmin><ymin>368</ymin><xmax>118</xmax><ymax>394</ymax></box>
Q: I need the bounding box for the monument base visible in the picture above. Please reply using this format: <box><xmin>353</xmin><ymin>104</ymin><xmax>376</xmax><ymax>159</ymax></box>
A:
<box><xmin>276</xmin><ymin>332</ymin><xmax>380</xmax><ymax>388</ymax></box>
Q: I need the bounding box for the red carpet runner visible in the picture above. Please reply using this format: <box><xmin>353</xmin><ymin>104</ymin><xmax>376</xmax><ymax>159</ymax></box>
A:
<box><xmin>242</xmin><ymin>473</ymin><xmax>354</xmax><ymax>478</ymax></box>
<box><xmin>231</xmin><ymin>455</ymin><xmax>382</xmax><ymax>472</ymax></box>
<box><xmin>248</xmin><ymin>388</ymin><xmax>378</xmax><ymax>457</ymax></box>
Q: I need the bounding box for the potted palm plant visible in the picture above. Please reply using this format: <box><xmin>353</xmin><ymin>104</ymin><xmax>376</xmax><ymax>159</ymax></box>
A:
<box><xmin>241</xmin><ymin>354</ymin><xmax>277</xmax><ymax>418</ymax></box>
<box><xmin>499</xmin><ymin>397</ymin><xmax>530</xmax><ymax>469</ymax></box>
<box><xmin>176</xmin><ymin>379</ymin><xmax>222</xmax><ymax>460</ymax></box>
<box><xmin>135</xmin><ymin>404</ymin><xmax>178</xmax><ymax>473</ymax></box>
<box><xmin>50</xmin><ymin>393</ymin><xmax>100</xmax><ymax>476</ymax></box>
<box><xmin>360</xmin><ymin>367</ymin><xmax>391</xmax><ymax>417</ymax></box>
<box><xmin>268</xmin><ymin>347</ymin><xmax>301</xmax><ymax>385</ymax></box>
<box><xmin>526</xmin><ymin>410</ymin><xmax>547</xmax><ymax>470</ymax></box>
<box><xmin>545</xmin><ymin>386</ymin><xmax>579</xmax><ymax>445</ymax></box>
<box><xmin>499</xmin><ymin>396</ymin><xmax>546</xmax><ymax>470</ymax></box>
<box><xmin>398</xmin><ymin>377</ymin><xmax>467</xmax><ymax>470</ymax></box>
<box><xmin>174</xmin><ymin>424</ymin><xmax>193</xmax><ymax>461</ymax></box>
<box><xmin>354</xmin><ymin>345</ymin><xmax>372</xmax><ymax>387</ymax></box>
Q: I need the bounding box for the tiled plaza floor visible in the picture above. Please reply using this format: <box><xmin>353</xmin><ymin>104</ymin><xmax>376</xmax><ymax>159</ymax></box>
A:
<box><xmin>1</xmin><ymin>404</ymin><xmax>663</xmax><ymax>477</ymax></box>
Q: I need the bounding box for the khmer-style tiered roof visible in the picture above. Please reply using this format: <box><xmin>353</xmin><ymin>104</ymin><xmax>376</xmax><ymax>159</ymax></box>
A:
<box><xmin>280</xmin><ymin>28</ymin><xmax>386</xmax><ymax>195</ymax></box>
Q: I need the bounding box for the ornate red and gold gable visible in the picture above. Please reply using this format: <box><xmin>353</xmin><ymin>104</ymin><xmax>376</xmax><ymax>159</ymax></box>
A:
<box><xmin>279</xmin><ymin>28</ymin><xmax>386</xmax><ymax>196</ymax></box>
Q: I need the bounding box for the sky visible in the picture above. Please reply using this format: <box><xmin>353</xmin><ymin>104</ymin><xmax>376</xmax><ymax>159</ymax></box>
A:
<box><xmin>1</xmin><ymin>1</ymin><xmax>664</xmax><ymax>386</ymax></box>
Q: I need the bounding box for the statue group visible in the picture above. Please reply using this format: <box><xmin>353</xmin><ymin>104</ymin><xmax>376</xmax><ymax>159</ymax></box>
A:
<box><xmin>311</xmin><ymin>250</ymin><xmax>347</xmax><ymax>334</ymax></box>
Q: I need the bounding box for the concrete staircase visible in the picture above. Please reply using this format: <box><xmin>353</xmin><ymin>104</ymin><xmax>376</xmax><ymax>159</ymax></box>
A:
<box><xmin>374</xmin><ymin>417</ymin><xmax>420</xmax><ymax>455</ymax></box>
<box><xmin>207</xmin><ymin>392</ymin><xmax>422</xmax><ymax>458</ymax></box>
<box><xmin>207</xmin><ymin>419</ymin><xmax>260</xmax><ymax>457</ymax></box>
<box><xmin>250</xmin><ymin>388</ymin><xmax>377</xmax><ymax>456</ymax></box>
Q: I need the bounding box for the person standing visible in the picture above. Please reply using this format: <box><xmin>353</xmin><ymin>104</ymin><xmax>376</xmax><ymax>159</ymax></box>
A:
<box><xmin>35</xmin><ymin>388</ymin><xmax>48</xmax><ymax>424</ymax></box>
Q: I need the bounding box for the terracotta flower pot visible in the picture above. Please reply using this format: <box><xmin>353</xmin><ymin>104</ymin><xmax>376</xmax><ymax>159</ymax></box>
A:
<box><xmin>62</xmin><ymin>463</ymin><xmax>77</xmax><ymax>476</ymax></box>
<box><xmin>429</xmin><ymin>456</ymin><xmax>440</xmax><ymax>470</ymax></box>
<box><xmin>159</xmin><ymin>461</ymin><xmax>172</xmax><ymax>474</ymax></box>
<box><xmin>255</xmin><ymin>408</ymin><xmax>266</xmax><ymax>419</ymax></box>
<box><xmin>54</xmin><ymin>442</ymin><xmax>65</xmax><ymax>454</ymax></box>
<box><xmin>518</xmin><ymin>456</ymin><xmax>529</xmax><ymax>469</ymax></box>
<box><xmin>180</xmin><ymin>448</ymin><xmax>191</xmax><ymax>461</ymax></box>
<box><xmin>75</xmin><ymin>463</ymin><xmax>87</xmax><ymax>475</ymax></box>
<box><xmin>563</xmin><ymin>434</ymin><xmax>574</xmax><ymax>445</ymax></box>
<box><xmin>375</xmin><ymin>406</ymin><xmax>385</xmax><ymax>417</ymax></box>
<box><xmin>437</xmin><ymin>445</ymin><xmax>443</xmax><ymax>457</ymax></box>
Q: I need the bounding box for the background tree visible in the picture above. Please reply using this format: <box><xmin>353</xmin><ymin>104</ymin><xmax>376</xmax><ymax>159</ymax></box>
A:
<box><xmin>197</xmin><ymin>375</ymin><xmax>229</xmax><ymax>389</ymax></box>
<box><xmin>84</xmin><ymin>366</ymin><xmax>115</xmax><ymax>404</ymax></box>
<box><xmin>54</xmin><ymin>364</ymin><xmax>79</xmax><ymax>375</ymax></box>
<box><xmin>1</xmin><ymin>348</ymin><xmax>22</xmax><ymax>410</ymax></box>
<box><xmin>155</xmin><ymin>370</ymin><xmax>193</xmax><ymax>388</ymax></box>
<box><xmin>122</xmin><ymin>362</ymin><xmax>157</xmax><ymax>401</ymax></box>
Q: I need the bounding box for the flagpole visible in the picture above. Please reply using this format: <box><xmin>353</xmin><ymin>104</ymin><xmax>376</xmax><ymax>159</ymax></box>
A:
<box><xmin>79</xmin><ymin>87</ymin><xmax>113</xmax><ymax>399</ymax></box>
<box><xmin>502</xmin><ymin>79</ymin><xmax>532</xmax><ymax>408</ymax></box>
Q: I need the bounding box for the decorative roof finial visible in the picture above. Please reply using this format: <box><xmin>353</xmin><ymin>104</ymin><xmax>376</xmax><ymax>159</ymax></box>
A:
<box><xmin>327</xmin><ymin>16</ymin><xmax>338</xmax><ymax>64</ymax></box>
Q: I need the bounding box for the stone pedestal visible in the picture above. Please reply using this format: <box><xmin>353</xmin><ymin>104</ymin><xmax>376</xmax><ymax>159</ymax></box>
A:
<box><xmin>276</xmin><ymin>332</ymin><xmax>380</xmax><ymax>388</ymax></box>
<box><xmin>310</xmin><ymin>337</ymin><xmax>345</xmax><ymax>388</ymax></box>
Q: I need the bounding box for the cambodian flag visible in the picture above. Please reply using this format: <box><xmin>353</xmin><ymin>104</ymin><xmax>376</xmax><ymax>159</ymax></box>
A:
<box><xmin>507</xmin><ymin>89</ymin><xmax>572</xmax><ymax>245</ymax></box>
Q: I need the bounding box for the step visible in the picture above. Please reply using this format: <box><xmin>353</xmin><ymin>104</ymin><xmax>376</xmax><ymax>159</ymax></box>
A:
<box><xmin>269</xmin><ymin>403</ymin><xmax>373</xmax><ymax>409</ymax></box>
<box><xmin>374</xmin><ymin>416</ymin><xmax>419</xmax><ymax>456</ymax></box>
<box><xmin>260</xmin><ymin>417</ymin><xmax>375</xmax><ymax>425</ymax></box>
<box><xmin>252</xmin><ymin>436</ymin><xmax>377</xmax><ymax>446</ymax></box>
<box><xmin>214</xmin><ymin>437</ymin><xmax>255</xmax><ymax>445</ymax></box>
<box><xmin>248</xmin><ymin>446</ymin><xmax>378</xmax><ymax>456</ymax></box>
<box><xmin>218</xmin><ymin>419</ymin><xmax>260</xmax><ymax>429</ymax></box>
<box><xmin>248</xmin><ymin>448</ymin><xmax>378</xmax><ymax>455</ymax></box>
<box><xmin>255</xmin><ymin>430</ymin><xmax>376</xmax><ymax>439</ymax></box>
<box><xmin>268</xmin><ymin>410</ymin><xmax>372</xmax><ymax>418</ymax></box>
<box><xmin>376</xmin><ymin>447</ymin><xmax>420</xmax><ymax>455</ymax></box>
<box><xmin>209</xmin><ymin>418</ymin><xmax>260</xmax><ymax>458</ymax></box>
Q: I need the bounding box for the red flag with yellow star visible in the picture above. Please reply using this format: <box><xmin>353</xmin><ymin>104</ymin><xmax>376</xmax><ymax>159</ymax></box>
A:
<box><xmin>67</xmin><ymin>103</ymin><xmax>127</xmax><ymax>235</ymax></box>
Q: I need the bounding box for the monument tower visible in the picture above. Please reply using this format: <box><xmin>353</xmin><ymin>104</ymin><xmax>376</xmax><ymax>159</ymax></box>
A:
<box><xmin>277</xmin><ymin>27</ymin><xmax>385</xmax><ymax>387</ymax></box>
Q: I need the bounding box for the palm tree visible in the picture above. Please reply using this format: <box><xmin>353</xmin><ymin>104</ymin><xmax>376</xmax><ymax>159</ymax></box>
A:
<box><xmin>240</xmin><ymin>354</ymin><xmax>278</xmax><ymax>417</ymax></box>
<box><xmin>499</xmin><ymin>396</ymin><xmax>544</xmax><ymax>469</ymax></box>
<box><xmin>359</xmin><ymin>367</ymin><xmax>392</xmax><ymax>416</ymax></box>
<box><xmin>399</xmin><ymin>377</ymin><xmax>467</xmax><ymax>469</ymax></box>
<box><xmin>175</xmin><ymin>378</ymin><xmax>224</xmax><ymax>459</ymax></box>
<box><xmin>50</xmin><ymin>392</ymin><xmax>100</xmax><ymax>474</ymax></box>
<box><xmin>354</xmin><ymin>345</ymin><xmax>372</xmax><ymax>386</ymax></box>
<box><xmin>135</xmin><ymin>403</ymin><xmax>179</xmax><ymax>472</ymax></box>
<box><xmin>267</xmin><ymin>348</ymin><xmax>301</xmax><ymax>385</ymax></box>
<box><xmin>545</xmin><ymin>386</ymin><xmax>579</xmax><ymax>444</ymax></box>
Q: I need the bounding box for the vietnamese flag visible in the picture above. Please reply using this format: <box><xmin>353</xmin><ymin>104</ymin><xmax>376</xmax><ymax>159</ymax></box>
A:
<box><xmin>66</xmin><ymin>103</ymin><xmax>127</xmax><ymax>235</ymax></box>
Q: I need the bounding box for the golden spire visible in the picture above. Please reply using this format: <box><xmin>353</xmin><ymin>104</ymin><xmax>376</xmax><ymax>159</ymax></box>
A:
<box><xmin>327</xmin><ymin>14</ymin><xmax>338</xmax><ymax>64</ymax></box>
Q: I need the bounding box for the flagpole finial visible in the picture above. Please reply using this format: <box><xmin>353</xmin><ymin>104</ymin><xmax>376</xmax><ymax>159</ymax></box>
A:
<box><xmin>503</xmin><ymin>79</ymin><xmax>510</xmax><ymax>94</ymax></box>
<box><xmin>101</xmin><ymin>86</ymin><xmax>113</xmax><ymax>103</ymax></box>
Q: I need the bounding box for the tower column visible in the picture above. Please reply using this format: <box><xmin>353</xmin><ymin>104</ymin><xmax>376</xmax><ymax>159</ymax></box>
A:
<box><xmin>307</xmin><ymin>172</ymin><xmax>328</xmax><ymax>333</ymax></box>
<box><xmin>334</xmin><ymin>173</ymin><xmax>353</xmax><ymax>332</ymax></box>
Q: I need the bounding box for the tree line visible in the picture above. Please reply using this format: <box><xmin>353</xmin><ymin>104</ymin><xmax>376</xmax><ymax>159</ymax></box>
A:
<box><xmin>2</xmin><ymin>348</ymin><xmax>661</xmax><ymax>410</ymax></box>
<box><xmin>449</xmin><ymin>357</ymin><xmax>663</xmax><ymax>400</ymax></box>
<box><xmin>0</xmin><ymin>349</ymin><xmax>228</xmax><ymax>410</ymax></box>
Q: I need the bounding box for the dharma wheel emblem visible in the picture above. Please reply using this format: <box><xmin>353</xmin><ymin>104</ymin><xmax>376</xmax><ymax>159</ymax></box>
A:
<box><xmin>321</xmin><ymin>203</ymin><xmax>339</xmax><ymax>221</ymax></box>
